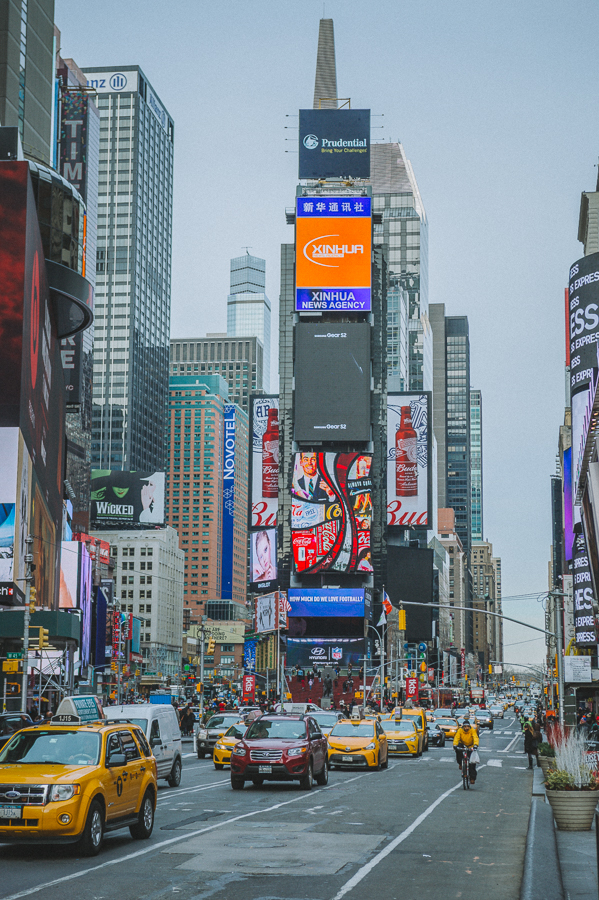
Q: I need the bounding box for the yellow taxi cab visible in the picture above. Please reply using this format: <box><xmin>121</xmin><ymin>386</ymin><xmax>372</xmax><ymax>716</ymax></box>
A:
<box><xmin>384</xmin><ymin>707</ymin><xmax>428</xmax><ymax>753</ymax></box>
<box><xmin>213</xmin><ymin>721</ymin><xmax>246</xmax><ymax>769</ymax></box>
<box><xmin>425</xmin><ymin>710</ymin><xmax>435</xmax><ymax>723</ymax></box>
<box><xmin>327</xmin><ymin>714</ymin><xmax>388</xmax><ymax>770</ymax></box>
<box><xmin>433</xmin><ymin>717</ymin><xmax>459</xmax><ymax>739</ymax></box>
<box><xmin>0</xmin><ymin>696</ymin><xmax>158</xmax><ymax>856</ymax></box>
<box><xmin>380</xmin><ymin>715</ymin><xmax>420</xmax><ymax>757</ymax></box>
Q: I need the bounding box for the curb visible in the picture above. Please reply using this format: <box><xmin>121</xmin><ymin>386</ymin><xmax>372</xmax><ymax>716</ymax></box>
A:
<box><xmin>520</xmin><ymin>797</ymin><xmax>564</xmax><ymax>900</ymax></box>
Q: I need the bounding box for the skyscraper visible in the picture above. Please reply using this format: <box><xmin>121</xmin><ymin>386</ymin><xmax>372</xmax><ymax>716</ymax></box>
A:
<box><xmin>83</xmin><ymin>66</ymin><xmax>174</xmax><ymax>472</ymax></box>
<box><xmin>470</xmin><ymin>389</ymin><xmax>483</xmax><ymax>542</ymax></box>
<box><xmin>0</xmin><ymin>0</ymin><xmax>54</xmax><ymax>163</ymax></box>
<box><xmin>313</xmin><ymin>18</ymin><xmax>337</xmax><ymax>109</ymax></box>
<box><xmin>227</xmin><ymin>253</ymin><xmax>271</xmax><ymax>391</ymax></box>
<box><xmin>170</xmin><ymin>336</ymin><xmax>264</xmax><ymax>413</ymax></box>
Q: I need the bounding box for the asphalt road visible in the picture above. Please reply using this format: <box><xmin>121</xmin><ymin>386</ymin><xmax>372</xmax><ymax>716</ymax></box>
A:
<box><xmin>0</xmin><ymin>713</ymin><xmax>532</xmax><ymax>900</ymax></box>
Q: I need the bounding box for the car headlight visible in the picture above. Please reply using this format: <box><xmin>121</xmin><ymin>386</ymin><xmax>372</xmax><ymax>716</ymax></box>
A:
<box><xmin>49</xmin><ymin>784</ymin><xmax>80</xmax><ymax>802</ymax></box>
<box><xmin>215</xmin><ymin>743</ymin><xmax>224</xmax><ymax>750</ymax></box>
<box><xmin>365</xmin><ymin>742</ymin><xmax>376</xmax><ymax>750</ymax></box>
<box><xmin>287</xmin><ymin>747</ymin><xmax>307</xmax><ymax>757</ymax></box>
<box><xmin>197</xmin><ymin>729</ymin><xmax>208</xmax><ymax>739</ymax></box>
<box><xmin>232</xmin><ymin>746</ymin><xmax>247</xmax><ymax>757</ymax></box>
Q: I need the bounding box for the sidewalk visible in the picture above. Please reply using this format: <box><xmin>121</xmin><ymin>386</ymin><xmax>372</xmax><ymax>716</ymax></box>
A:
<box><xmin>557</xmin><ymin>825</ymin><xmax>597</xmax><ymax>899</ymax></box>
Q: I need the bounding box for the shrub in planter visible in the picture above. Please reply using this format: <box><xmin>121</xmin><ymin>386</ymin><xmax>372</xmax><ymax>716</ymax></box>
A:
<box><xmin>538</xmin><ymin>742</ymin><xmax>555</xmax><ymax>758</ymax></box>
<box><xmin>544</xmin><ymin>733</ymin><xmax>599</xmax><ymax>831</ymax></box>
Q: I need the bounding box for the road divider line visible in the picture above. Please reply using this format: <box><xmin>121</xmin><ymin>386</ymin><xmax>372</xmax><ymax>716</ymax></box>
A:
<box><xmin>0</xmin><ymin>770</ymin><xmax>375</xmax><ymax>900</ymax></box>
<box><xmin>499</xmin><ymin>734</ymin><xmax>521</xmax><ymax>753</ymax></box>
<box><xmin>157</xmin><ymin>779</ymin><xmax>229</xmax><ymax>803</ymax></box>
<box><xmin>330</xmin><ymin>766</ymin><xmax>487</xmax><ymax>900</ymax></box>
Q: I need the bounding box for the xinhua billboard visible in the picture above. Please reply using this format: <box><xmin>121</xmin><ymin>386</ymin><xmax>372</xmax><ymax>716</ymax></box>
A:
<box><xmin>295</xmin><ymin>196</ymin><xmax>372</xmax><ymax>312</ymax></box>
<box><xmin>298</xmin><ymin>109</ymin><xmax>370</xmax><ymax>179</ymax></box>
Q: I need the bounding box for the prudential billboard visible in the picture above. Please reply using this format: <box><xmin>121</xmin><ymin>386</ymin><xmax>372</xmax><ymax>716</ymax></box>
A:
<box><xmin>299</xmin><ymin>109</ymin><xmax>370</xmax><ymax>179</ymax></box>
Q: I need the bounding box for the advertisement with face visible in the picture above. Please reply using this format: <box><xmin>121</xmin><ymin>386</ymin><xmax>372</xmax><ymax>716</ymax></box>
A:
<box><xmin>298</xmin><ymin>109</ymin><xmax>371</xmax><ymax>179</ymax></box>
<box><xmin>249</xmin><ymin>396</ymin><xmax>279</xmax><ymax>529</ymax></box>
<box><xmin>250</xmin><ymin>528</ymin><xmax>277</xmax><ymax>593</ymax></box>
<box><xmin>292</xmin><ymin>452</ymin><xmax>372</xmax><ymax>573</ymax></box>
<box><xmin>91</xmin><ymin>470</ymin><xmax>165</xmax><ymax>528</ymax></box>
<box><xmin>255</xmin><ymin>592</ymin><xmax>278</xmax><ymax>633</ymax></box>
<box><xmin>387</xmin><ymin>393</ymin><xmax>432</xmax><ymax>528</ymax></box>
<box><xmin>295</xmin><ymin>197</ymin><xmax>372</xmax><ymax>312</ymax></box>
<box><xmin>286</xmin><ymin>637</ymin><xmax>365</xmax><ymax>668</ymax></box>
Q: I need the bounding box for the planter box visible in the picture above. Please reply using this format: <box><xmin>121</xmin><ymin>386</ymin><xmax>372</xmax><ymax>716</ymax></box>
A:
<box><xmin>546</xmin><ymin>788</ymin><xmax>599</xmax><ymax>831</ymax></box>
<box><xmin>538</xmin><ymin>755</ymin><xmax>554</xmax><ymax>777</ymax></box>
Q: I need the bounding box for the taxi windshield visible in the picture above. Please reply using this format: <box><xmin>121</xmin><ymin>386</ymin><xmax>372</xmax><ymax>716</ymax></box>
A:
<box><xmin>400</xmin><ymin>713</ymin><xmax>422</xmax><ymax>725</ymax></box>
<box><xmin>330</xmin><ymin>723</ymin><xmax>374</xmax><ymax>738</ymax></box>
<box><xmin>225</xmin><ymin>724</ymin><xmax>246</xmax><ymax>739</ymax></box>
<box><xmin>436</xmin><ymin>719</ymin><xmax>457</xmax><ymax>726</ymax></box>
<box><xmin>381</xmin><ymin>720</ymin><xmax>415</xmax><ymax>733</ymax></box>
<box><xmin>207</xmin><ymin>716</ymin><xmax>238</xmax><ymax>728</ymax></box>
<box><xmin>0</xmin><ymin>729</ymin><xmax>101</xmax><ymax>765</ymax></box>
<box><xmin>311</xmin><ymin>714</ymin><xmax>340</xmax><ymax>729</ymax></box>
<box><xmin>246</xmin><ymin>720</ymin><xmax>307</xmax><ymax>740</ymax></box>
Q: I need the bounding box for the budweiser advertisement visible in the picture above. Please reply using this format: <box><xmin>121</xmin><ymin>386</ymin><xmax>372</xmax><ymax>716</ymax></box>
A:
<box><xmin>249</xmin><ymin>396</ymin><xmax>279</xmax><ymax>529</ymax></box>
<box><xmin>387</xmin><ymin>393</ymin><xmax>432</xmax><ymax>528</ymax></box>
<box><xmin>292</xmin><ymin>452</ymin><xmax>372</xmax><ymax>574</ymax></box>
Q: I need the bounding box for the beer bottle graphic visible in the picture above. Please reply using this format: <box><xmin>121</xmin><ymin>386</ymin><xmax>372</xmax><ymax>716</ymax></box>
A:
<box><xmin>395</xmin><ymin>406</ymin><xmax>418</xmax><ymax>496</ymax></box>
<box><xmin>262</xmin><ymin>407</ymin><xmax>279</xmax><ymax>498</ymax></box>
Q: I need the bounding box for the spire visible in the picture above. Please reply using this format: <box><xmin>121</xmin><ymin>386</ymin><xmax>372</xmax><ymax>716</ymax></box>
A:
<box><xmin>313</xmin><ymin>19</ymin><xmax>337</xmax><ymax>109</ymax></box>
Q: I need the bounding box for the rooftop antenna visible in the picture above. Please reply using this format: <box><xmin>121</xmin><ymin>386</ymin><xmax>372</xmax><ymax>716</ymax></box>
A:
<box><xmin>242</xmin><ymin>246</ymin><xmax>252</xmax><ymax>255</ymax></box>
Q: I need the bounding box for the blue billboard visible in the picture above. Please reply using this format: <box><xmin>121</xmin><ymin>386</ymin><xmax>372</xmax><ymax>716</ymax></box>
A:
<box><xmin>221</xmin><ymin>404</ymin><xmax>236</xmax><ymax>600</ymax></box>
<box><xmin>288</xmin><ymin>588</ymin><xmax>371</xmax><ymax>618</ymax></box>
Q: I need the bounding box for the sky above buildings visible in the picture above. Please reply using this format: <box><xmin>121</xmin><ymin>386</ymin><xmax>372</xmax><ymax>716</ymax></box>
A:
<box><xmin>55</xmin><ymin>0</ymin><xmax>599</xmax><ymax>666</ymax></box>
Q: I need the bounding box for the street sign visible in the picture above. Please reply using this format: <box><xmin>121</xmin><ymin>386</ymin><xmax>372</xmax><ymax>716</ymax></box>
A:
<box><xmin>418</xmin><ymin>642</ymin><xmax>427</xmax><ymax>653</ymax></box>
<box><xmin>406</xmin><ymin>677</ymin><xmax>419</xmax><ymax>701</ymax></box>
<box><xmin>6</xmin><ymin>652</ymin><xmax>22</xmax><ymax>659</ymax></box>
<box><xmin>2</xmin><ymin>660</ymin><xmax>18</xmax><ymax>672</ymax></box>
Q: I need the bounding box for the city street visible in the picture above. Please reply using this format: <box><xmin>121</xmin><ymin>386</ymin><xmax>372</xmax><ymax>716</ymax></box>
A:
<box><xmin>0</xmin><ymin>714</ymin><xmax>533</xmax><ymax>900</ymax></box>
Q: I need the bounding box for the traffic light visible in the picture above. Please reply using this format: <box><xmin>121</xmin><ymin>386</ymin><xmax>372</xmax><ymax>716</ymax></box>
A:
<box><xmin>28</xmin><ymin>586</ymin><xmax>36</xmax><ymax>614</ymax></box>
<box><xmin>38</xmin><ymin>627</ymin><xmax>50</xmax><ymax>650</ymax></box>
<box><xmin>207</xmin><ymin>637</ymin><xmax>215</xmax><ymax>655</ymax></box>
<box><xmin>488</xmin><ymin>665</ymin><xmax>493</xmax><ymax>674</ymax></box>
<box><xmin>398</xmin><ymin>609</ymin><xmax>406</xmax><ymax>631</ymax></box>
<box><xmin>196</xmin><ymin>682</ymin><xmax>203</xmax><ymax>693</ymax></box>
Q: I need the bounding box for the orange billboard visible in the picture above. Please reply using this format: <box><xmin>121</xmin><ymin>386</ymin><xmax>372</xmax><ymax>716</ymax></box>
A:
<box><xmin>295</xmin><ymin>211</ymin><xmax>372</xmax><ymax>311</ymax></box>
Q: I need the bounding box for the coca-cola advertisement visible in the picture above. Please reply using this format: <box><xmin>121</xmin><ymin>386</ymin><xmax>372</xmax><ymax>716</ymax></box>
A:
<box><xmin>249</xmin><ymin>396</ymin><xmax>279</xmax><ymax>529</ymax></box>
<box><xmin>387</xmin><ymin>393</ymin><xmax>431</xmax><ymax>528</ymax></box>
<box><xmin>291</xmin><ymin>452</ymin><xmax>372</xmax><ymax>574</ymax></box>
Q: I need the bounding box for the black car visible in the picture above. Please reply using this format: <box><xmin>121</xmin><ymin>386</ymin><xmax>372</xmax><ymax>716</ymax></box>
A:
<box><xmin>0</xmin><ymin>713</ymin><xmax>33</xmax><ymax>750</ymax></box>
<box><xmin>426</xmin><ymin>723</ymin><xmax>446</xmax><ymax>747</ymax></box>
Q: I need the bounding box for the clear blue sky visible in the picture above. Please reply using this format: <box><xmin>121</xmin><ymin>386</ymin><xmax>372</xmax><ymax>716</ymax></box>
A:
<box><xmin>55</xmin><ymin>0</ymin><xmax>599</xmax><ymax>666</ymax></box>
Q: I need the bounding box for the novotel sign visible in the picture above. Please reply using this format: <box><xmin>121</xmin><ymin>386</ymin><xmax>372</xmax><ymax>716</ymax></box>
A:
<box><xmin>221</xmin><ymin>405</ymin><xmax>236</xmax><ymax>601</ymax></box>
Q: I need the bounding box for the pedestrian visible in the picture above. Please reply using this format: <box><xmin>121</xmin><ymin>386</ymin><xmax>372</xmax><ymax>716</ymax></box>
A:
<box><xmin>524</xmin><ymin>722</ymin><xmax>540</xmax><ymax>769</ymax></box>
<box><xmin>519</xmin><ymin>712</ymin><xmax>526</xmax><ymax>732</ymax></box>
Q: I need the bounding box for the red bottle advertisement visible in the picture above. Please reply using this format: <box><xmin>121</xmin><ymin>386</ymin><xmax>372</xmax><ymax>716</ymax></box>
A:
<box><xmin>395</xmin><ymin>405</ymin><xmax>418</xmax><ymax>496</ymax></box>
<box><xmin>262</xmin><ymin>406</ymin><xmax>279</xmax><ymax>498</ymax></box>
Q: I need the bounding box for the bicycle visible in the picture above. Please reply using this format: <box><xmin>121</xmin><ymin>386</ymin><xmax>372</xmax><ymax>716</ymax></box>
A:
<box><xmin>456</xmin><ymin>743</ymin><xmax>474</xmax><ymax>790</ymax></box>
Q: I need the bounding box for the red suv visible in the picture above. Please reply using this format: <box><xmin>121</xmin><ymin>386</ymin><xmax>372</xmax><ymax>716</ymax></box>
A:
<box><xmin>230</xmin><ymin>714</ymin><xmax>328</xmax><ymax>790</ymax></box>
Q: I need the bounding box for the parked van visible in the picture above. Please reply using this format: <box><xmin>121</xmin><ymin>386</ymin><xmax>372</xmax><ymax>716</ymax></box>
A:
<box><xmin>106</xmin><ymin>703</ymin><xmax>182</xmax><ymax>787</ymax></box>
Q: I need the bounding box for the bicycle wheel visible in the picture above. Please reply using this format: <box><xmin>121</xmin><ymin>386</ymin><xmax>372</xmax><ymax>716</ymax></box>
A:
<box><xmin>462</xmin><ymin>759</ymin><xmax>469</xmax><ymax>790</ymax></box>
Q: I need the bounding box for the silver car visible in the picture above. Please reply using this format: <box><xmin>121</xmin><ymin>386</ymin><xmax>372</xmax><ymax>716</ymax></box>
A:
<box><xmin>489</xmin><ymin>705</ymin><xmax>504</xmax><ymax>719</ymax></box>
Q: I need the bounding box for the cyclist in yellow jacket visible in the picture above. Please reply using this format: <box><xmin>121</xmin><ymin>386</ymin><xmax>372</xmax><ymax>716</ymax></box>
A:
<box><xmin>453</xmin><ymin>719</ymin><xmax>479</xmax><ymax>783</ymax></box>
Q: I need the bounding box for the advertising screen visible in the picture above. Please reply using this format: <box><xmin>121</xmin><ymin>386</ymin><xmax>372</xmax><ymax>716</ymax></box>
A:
<box><xmin>221</xmin><ymin>404</ymin><xmax>236</xmax><ymax>600</ymax></box>
<box><xmin>387</xmin><ymin>393</ymin><xmax>432</xmax><ymax>528</ymax></box>
<box><xmin>255</xmin><ymin>592</ymin><xmax>278</xmax><ymax>633</ymax></box>
<box><xmin>387</xmin><ymin>545</ymin><xmax>434</xmax><ymax>643</ymax></box>
<box><xmin>79</xmin><ymin>544</ymin><xmax>92</xmax><ymax>668</ymax></box>
<box><xmin>250</xmin><ymin>528</ymin><xmax>278</xmax><ymax>593</ymax></box>
<box><xmin>295</xmin><ymin>197</ymin><xmax>372</xmax><ymax>312</ymax></box>
<box><xmin>288</xmin><ymin>588</ymin><xmax>370</xmax><ymax>618</ymax></box>
<box><xmin>563</xmin><ymin>447</ymin><xmax>574</xmax><ymax>563</ymax></box>
<box><xmin>59</xmin><ymin>541</ymin><xmax>80</xmax><ymax>609</ymax></box>
<box><xmin>292</xmin><ymin>452</ymin><xmax>372</xmax><ymax>573</ymax></box>
<box><xmin>294</xmin><ymin>324</ymin><xmax>371</xmax><ymax>442</ymax></box>
<box><xmin>286</xmin><ymin>637</ymin><xmax>365</xmax><ymax>668</ymax></box>
<box><xmin>572</xmin><ymin>531</ymin><xmax>598</xmax><ymax>646</ymax></box>
<box><xmin>91</xmin><ymin>470</ymin><xmax>165</xmax><ymax>528</ymax></box>
<box><xmin>568</xmin><ymin>252</ymin><xmax>599</xmax><ymax>395</ymax></box>
<box><xmin>298</xmin><ymin>109</ymin><xmax>370</xmax><ymax>179</ymax></box>
<box><xmin>249</xmin><ymin>396</ymin><xmax>279</xmax><ymax>529</ymax></box>
<box><xmin>0</xmin><ymin>504</ymin><xmax>15</xmax><ymax>582</ymax></box>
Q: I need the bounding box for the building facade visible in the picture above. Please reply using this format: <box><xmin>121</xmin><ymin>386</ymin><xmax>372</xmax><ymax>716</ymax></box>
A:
<box><xmin>227</xmin><ymin>253</ymin><xmax>271</xmax><ymax>392</ymax></box>
<box><xmin>169</xmin><ymin>335</ymin><xmax>264</xmax><ymax>413</ymax></box>
<box><xmin>83</xmin><ymin>65</ymin><xmax>174</xmax><ymax>472</ymax></box>
<box><xmin>438</xmin><ymin>508</ymin><xmax>469</xmax><ymax>652</ymax></box>
<box><xmin>470</xmin><ymin>389</ymin><xmax>483</xmax><ymax>542</ymax></box>
<box><xmin>470</xmin><ymin>540</ymin><xmax>502</xmax><ymax>669</ymax></box>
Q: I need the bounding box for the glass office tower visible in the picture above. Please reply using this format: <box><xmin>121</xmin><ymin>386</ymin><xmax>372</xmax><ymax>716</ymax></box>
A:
<box><xmin>445</xmin><ymin>317</ymin><xmax>471</xmax><ymax>553</ymax></box>
<box><xmin>470</xmin><ymin>389</ymin><xmax>483</xmax><ymax>542</ymax></box>
<box><xmin>227</xmin><ymin>254</ymin><xmax>271</xmax><ymax>391</ymax></box>
<box><xmin>83</xmin><ymin>66</ymin><xmax>174</xmax><ymax>471</ymax></box>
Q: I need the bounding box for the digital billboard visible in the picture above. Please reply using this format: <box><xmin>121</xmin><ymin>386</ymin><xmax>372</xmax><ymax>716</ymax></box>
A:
<box><xmin>79</xmin><ymin>543</ymin><xmax>92</xmax><ymax>668</ymax></box>
<box><xmin>91</xmin><ymin>470</ymin><xmax>165</xmax><ymax>528</ymax></box>
<box><xmin>387</xmin><ymin>393</ymin><xmax>432</xmax><ymax>528</ymax></box>
<box><xmin>250</xmin><ymin>528</ymin><xmax>278</xmax><ymax>593</ymax></box>
<box><xmin>286</xmin><ymin>637</ymin><xmax>365</xmax><ymax>668</ymax></box>
<box><xmin>295</xmin><ymin>196</ymin><xmax>372</xmax><ymax>312</ymax></box>
<box><xmin>387</xmin><ymin>546</ymin><xmax>434</xmax><ymax>643</ymax></box>
<box><xmin>572</xmin><ymin>531</ymin><xmax>598</xmax><ymax>647</ymax></box>
<box><xmin>221</xmin><ymin>404</ymin><xmax>236</xmax><ymax>600</ymax></box>
<box><xmin>294</xmin><ymin>324</ymin><xmax>371</xmax><ymax>442</ymax></box>
<box><xmin>0</xmin><ymin>504</ymin><xmax>15</xmax><ymax>582</ymax></box>
<box><xmin>292</xmin><ymin>452</ymin><xmax>372</xmax><ymax>573</ymax></box>
<box><xmin>255</xmin><ymin>592</ymin><xmax>278</xmax><ymax>633</ymax></box>
<box><xmin>568</xmin><ymin>252</ymin><xmax>599</xmax><ymax>395</ymax></box>
<box><xmin>59</xmin><ymin>541</ymin><xmax>80</xmax><ymax>609</ymax></box>
<box><xmin>249</xmin><ymin>396</ymin><xmax>279</xmax><ymax>529</ymax></box>
<box><xmin>298</xmin><ymin>109</ymin><xmax>370</xmax><ymax>179</ymax></box>
<box><xmin>288</xmin><ymin>588</ymin><xmax>371</xmax><ymax>618</ymax></box>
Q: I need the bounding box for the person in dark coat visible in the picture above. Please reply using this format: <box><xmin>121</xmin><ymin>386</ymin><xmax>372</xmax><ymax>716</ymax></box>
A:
<box><xmin>524</xmin><ymin>723</ymin><xmax>540</xmax><ymax>769</ymax></box>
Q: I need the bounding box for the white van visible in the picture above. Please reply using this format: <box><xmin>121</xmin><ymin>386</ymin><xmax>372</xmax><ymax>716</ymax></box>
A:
<box><xmin>106</xmin><ymin>703</ymin><xmax>182</xmax><ymax>787</ymax></box>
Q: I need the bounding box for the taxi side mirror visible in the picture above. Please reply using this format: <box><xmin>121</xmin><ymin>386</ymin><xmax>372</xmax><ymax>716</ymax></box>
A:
<box><xmin>107</xmin><ymin>752</ymin><xmax>127</xmax><ymax>767</ymax></box>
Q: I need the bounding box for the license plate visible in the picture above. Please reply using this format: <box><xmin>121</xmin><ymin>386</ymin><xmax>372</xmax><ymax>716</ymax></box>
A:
<box><xmin>258</xmin><ymin>765</ymin><xmax>272</xmax><ymax>773</ymax></box>
<box><xmin>342</xmin><ymin>755</ymin><xmax>354</xmax><ymax>762</ymax></box>
<box><xmin>0</xmin><ymin>805</ymin><xmax>22</xmax><ymax>819</ymax></box>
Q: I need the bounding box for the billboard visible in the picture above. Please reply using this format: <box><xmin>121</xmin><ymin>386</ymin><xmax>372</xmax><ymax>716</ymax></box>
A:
<box><xmin>387</xmin><ymin>393</ymin><xmax>432</xmax><ymax>528</ymax></box>
<box><xmin>79</xmin><ymin>544</ymin><xmax>92</xmax><ymax>668</ymax></box>
<box><xmin>250</xmin><ymin>528</ymin><xmax>278</xmax><ymax>593</ymax></box>
<box><xmin>295</xmin><ymin>197</ymin><xmax>372</xmax><ymax>312</ymax></box>
<box><xmin>221</xmin><ymin>404</ymin><xmax>236</xmax><ymax>600</ymax></box>
<box><xmin>568</xmin><ymin>252</ymin><xmax>599</xmax><ymax>395</ymax></box>
<box><xmin>298</xmin><ymin>109</ymin><xmax>370</xmax><ymax>179</ymax></box>
<box><xmin>0</xmin><ymin>504</ymin><xmax>15</xmax><ymax>582</ymax></box>
<box><xmin>292</xmin><ymin>452</ymin><xmax>372</xmax><ymax>573</ymax></box>
<box><xmin>387</xmin><ymin>546</ymin><xmax>434</xmax><ymax>643</ymax></box>
<box><xmin>288</xmin><ymin>588</ymin><xmax>371</xmax><ymax>618</ymax></box>
<box><xmin>255</xmin><ymin>592</ymin><xmax>278</xmax><ymax>633</ymax></box>
<box><xmin>84</xmin><ymin>70</ymin><xmax>139</xmax><ymax>93</ymax></box>
<box><xmin>563</xmin><ymin>447</ymin><xmax>574</xmax><ymax>563</ymax></box>
<box><xmin>249</xmin><ymin>396</ymin><xmax>278</xmax><ymax>529</ymax></box>
<box><xmin>59</xmin><ymin>541</ymin><xmax>80</xmax><ymax>608</ymax></box>
<box><xmin>294</xmin><ymin>324</ymin><xmax>371</xmax><ymax>442</ymax></box>
<box><xmin>91</xmin><ymin>470</ymin><xmax>165</xmax><ymax>528</ymax></box>
<box><xmin>572</xmin><ymin>531</ymin><xmax>598</xmax><ymax>646</ymax></box>
<box><xmin>286</xmin><ymin>637</ymin><xmax>365</xmax><ymax>668</ymax></box>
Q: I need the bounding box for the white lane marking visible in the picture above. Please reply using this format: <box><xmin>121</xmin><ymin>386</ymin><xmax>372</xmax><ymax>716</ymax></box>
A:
<box><xmin>330</xmin><ymin>767</ymin><xmax>487</xmax><ymax>900</ymax></box>
<box><xmin>487</xmin><ymin>759</ymin><xmax>502</xmax><ymax>768</ymax></box>
<box><xmin>1</xmin><ymin>771</ymin><xmax>374</xmax><ymax>900</ymax></box>
<box><xmin>157</xmin><ymin>780</ymin><xmax>229</xmax><ymax>804</ymax></box>
<box><xmin>183</xmin><ymin>752</ymin><xmax>197</xmax><ymax>758</ymax></box>
<box><xmin>499</xmin><ymin>734</ymin><xmax>521</xmax><ymax>753</ymax></box>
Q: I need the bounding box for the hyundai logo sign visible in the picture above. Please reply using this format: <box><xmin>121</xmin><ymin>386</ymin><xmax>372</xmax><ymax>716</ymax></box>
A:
<box><xmin>109</xmin><ymin>73</ymin><xmax>127</xmax><ymax>91</ymax></box>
